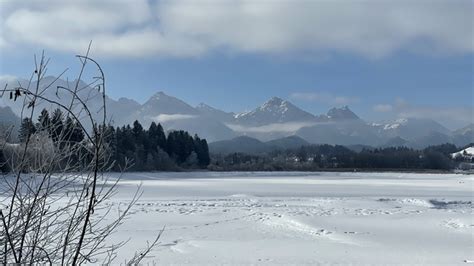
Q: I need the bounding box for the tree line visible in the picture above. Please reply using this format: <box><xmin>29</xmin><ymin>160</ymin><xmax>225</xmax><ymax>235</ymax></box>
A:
<box><xmin>210</xmin><ymin>143</ymin><xmax>462</xmax><ymax>171</ymax></box>
<box><xmin>0</xmin><ymin>108</ymin><xmax>210</xmax><ymax>172</ymax></box>
<box><xmin>108</xmin><ymin>120</ymin><xmax>210</xmax><ymax>171</ymax></box>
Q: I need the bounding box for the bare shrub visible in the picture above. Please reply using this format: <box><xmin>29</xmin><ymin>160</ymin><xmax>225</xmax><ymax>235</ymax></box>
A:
<box><xmin>0</xmin><ymin>46</ymin><xmax>160</xmax><ymax>264</ymax></box>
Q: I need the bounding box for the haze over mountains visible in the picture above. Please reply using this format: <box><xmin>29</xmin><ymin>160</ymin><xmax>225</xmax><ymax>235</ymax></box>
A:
<box><xmin>0</xmin><ymin>77</ymin><xmax>472</xmax><ymax>150</ymax></box>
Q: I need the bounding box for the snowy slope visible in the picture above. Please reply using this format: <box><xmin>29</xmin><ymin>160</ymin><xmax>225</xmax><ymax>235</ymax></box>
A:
<box><xmin>451</xmin><ymin>146</ymin><xmax>474</xmax><ymax>158</ymax></box>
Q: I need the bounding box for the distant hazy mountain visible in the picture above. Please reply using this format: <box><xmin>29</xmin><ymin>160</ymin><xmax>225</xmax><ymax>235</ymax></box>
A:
<box><xmin>373</xmin><ymin>118</ymin><xmax>450</xmax><ymax>140</ymax></box>
<box><xmin>0</xmin><ymin>76</ymin><xmax>113</xmax><ymax>130</ymax></box>
<box><xmin>296</xmin><ymin>119</ymin><xmax>383</xmax><ymax>146</ymax></box>
<box><xmin>127</xmin><ymin>92</ymin><xmax>235</xmax><ymax>141</ymax></box>
<box><xmin>294</xmin><ymin>106</ymin><xmax>372</xmax><ymax>146</ymax></box>
<box><xmin>0</xmin><ymin>106</ymin><xmax>19</xmax><ymax>125</ymax></box>
<box><xmin>1</xmin><ymin>76</ymin><xmax>471</xmax><ymax>147</ymax></box>
<box><xmin>0</xmin><ymin>106</ymin><xmax>20</xmax><ymax>140</ymax></box>
<box><xmin>381</xmin><ymin>136</ymin><xmax>409</xmax><ymax>148</ymax></box>
<box><xmin>454</xmin><ymin>123</ymin><xmax>474</xmax><ymax>136</ymax></box>
<box><xmin>0</xmin><ymin>78</ymin><xmax>236</xmax><ymax>141</ymax></box>
<box><xmin>234</xmin><ymin>97</ymin><xmax>316</xmax><ymax>126</ymax></box>
<box><xmin>209</xmin><ymin>136</ymin><xmax>271</xmax><ymax>154</ymax></box>
<box><xmin>124</xmin><ymin>91</ymin><xmax>198</xmax><ymax>126</ymax></box>
<box><xmin>195</xmin><ymin>103</ymin><xmax>235</xmax><ymax>123</ymax></box>
<box><xmin>412</xmin><ymin>132</ymin><xmax>451</xmax><ymax>149</ymax></box>
<box><xmin>368</xmin><ymin>117</ymin><xmax>468</xmax><ymax>148</ymax></box>
<box><xmin>107</xmin><ymin>97</ymin><xmax>141</xmax><ymax>125</ymax></box>
<box><xmin>452</xmin><ymin>124</ymin><xmax>474</xmax><ymax>147</ymax></box>
<box><xmin>326</xmin><ymin>106</ymin><xmax>359</xmax><ymax>121</ymax></box>
<box><xmin>209</xmin><ymin>135</ymin><xmax>310</xmax><ymax>154</ymax></box>
<box><xmin>162</xmin><ymin>116</ymin><xmax>237</xmax><ymax>142</ymax></box>
<box><xmin>266</xmin><ymin>136</ymin><xmax>309</xmax><ymax>150</ymax></box>
<box><xmin>141</xmin><ymin>92</ymin><xmax>198</xmax><ymax>117</ymax></box>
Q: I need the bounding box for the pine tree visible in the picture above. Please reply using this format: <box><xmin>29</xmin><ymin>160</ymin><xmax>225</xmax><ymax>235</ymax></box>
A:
<box><xmin>50</xmin><ymin>108</ymin><xmax>64</xmax><ymax>143</ymax></box>
<box><xmin>148</xmin><ymin>122</ymin><xmax>166</xmax><ymax>152</ymax></box>
<box><xmin>62</xmin><ymin>117</ymin><xmax>83</xmax><ymax>143</ymax></box>
<box><xmin>193</xmin><ymin>135</ymin><xmax>210</xmax><ymax>167</ymax></box>
<box><xmin>167</xmin><ymin>130</ymin><xmax>195</xmax><ymax>164</ymax></box>
<box><xmin>19</xmin><ymin>118</ymin><xmax>36</xmax><ymax>143</ymax></box>
<box><xmin>184</xmin><ymin>151</ymin><xmax>198</xmax><ymax>167</ymax></box>
<box><xmin>132</xmin><ymin>120</ymin><xmax>144</xmax><ymax>140</ymax></box>
<box><xmin>121</xmin><ymin>125</ymin><xmax>135</xmax><ymax>152</ymax></box>
<box><xmin>103</xmin><ymin>125</ymin><xmax>117</xmax><ymax>161</ymax></box>
<box><xmin>64</xmin><ymin>117</ymin><xmax>75</xmax><ymax>142</ymax></box>
<box><xmin>71</xmin><ymin>122</ymin><xmax>85</xmax><ymax>143</ymax></box>
<box><xmin>0</xmin><ymin>148</ymin><xmax>9</xmax><ymax>172</ymax></box>
<box><xmin>156</xmin><ymin>123</ymin><xmax>167</xmax><ymax>150</ymax></box>
<box><xmin>198</xmin><ymin>139</ymin><xmax>211</xmax><ymax>166</ymax></box>
<box><xmin>37</xmin><ymin>108</ymin><xmax>51</xmax><ymax>132</ymax></box>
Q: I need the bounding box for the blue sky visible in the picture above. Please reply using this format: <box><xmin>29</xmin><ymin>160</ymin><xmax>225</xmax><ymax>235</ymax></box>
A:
<box><xmin>0</xmin><ymin>0</ymin><xmax>472</xmax><ymax>128</ymax></box>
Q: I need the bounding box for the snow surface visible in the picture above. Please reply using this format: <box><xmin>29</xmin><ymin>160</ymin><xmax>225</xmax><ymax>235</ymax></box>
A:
<box><xmin>77</xmin><ymin>172</ymin><xmax>474</xmax><ymax>264</ymax></box>
<box><xmin>452</xmin><ymin>147</ymin><xmax>474</xmax><ymax>158</ymax></box>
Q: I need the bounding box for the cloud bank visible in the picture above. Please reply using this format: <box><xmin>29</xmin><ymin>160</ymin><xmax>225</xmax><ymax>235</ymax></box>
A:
<box><xmin>227</xmin><ymin>121</ymin><xmax>318</xmax><ymax>133</ymax></box>
<box><xmin>152</xmin><ymin>114</ymin><xmax>197</xmax><ymax>123</ymax></box>
<box><xmin>0</xmin><ymin>0</ymin><xmax>472</xmax><ymax>58</ymax></box>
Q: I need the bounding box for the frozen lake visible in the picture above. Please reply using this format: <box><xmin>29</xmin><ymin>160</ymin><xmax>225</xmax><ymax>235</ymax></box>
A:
<box><xmin>105</xmin><ymin>172</ymin><xmax>473</xmax><ymax>265</ymax></box>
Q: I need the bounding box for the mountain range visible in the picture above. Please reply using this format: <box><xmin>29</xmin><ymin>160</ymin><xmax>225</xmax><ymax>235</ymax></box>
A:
<box><xmin>209</xmin><ymin>136</ymin><xmax>310</xmax><ymax>154</ymax></box>
<box><xmin>0</xmin><ymin>76</ymin><xmax>472</xmax><ymax>150</ymax></box>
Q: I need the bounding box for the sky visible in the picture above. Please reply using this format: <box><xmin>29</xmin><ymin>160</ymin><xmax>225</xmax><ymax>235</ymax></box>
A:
<box><xmin>0</xmin><ymin>0</ymin><xmax>472</xmax><ymax>129</ymax></box>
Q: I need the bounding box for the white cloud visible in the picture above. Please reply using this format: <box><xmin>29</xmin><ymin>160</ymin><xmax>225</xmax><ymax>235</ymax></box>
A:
<box><xmin>152</xmin><ymin>114</ymin><xmax>197</xmax><ymax>123</ymax></box>
<box><xmin>0</xmin><ymin>0</ymin><xmax>472</xmax><ymax>58</ymax></box>
<box><xmin>226</xmin><ymin>121</ymin><xmax>318</xmax><ymax>133</ymax></box>
<box><xmin>290</xmin><ymin>92</ymin><xmax>360</xmax><ymax>105</ymax></box>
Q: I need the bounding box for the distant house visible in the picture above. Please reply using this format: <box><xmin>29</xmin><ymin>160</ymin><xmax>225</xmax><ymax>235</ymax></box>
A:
<box><xmin>451</xmin><ymin>146</ymin><xmax>474</xmax><ymax>170</ymax></box>
<box><xmin>451</xmin><ymin>146</ymin><xmax>474</xmax><ymax>160</ymax></box>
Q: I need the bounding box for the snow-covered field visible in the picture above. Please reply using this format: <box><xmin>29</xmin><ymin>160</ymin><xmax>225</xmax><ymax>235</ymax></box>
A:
<box><xmin>105</xmin><ymin>172</ymin><xmax>473</xmax><ymax>265</ymax></box>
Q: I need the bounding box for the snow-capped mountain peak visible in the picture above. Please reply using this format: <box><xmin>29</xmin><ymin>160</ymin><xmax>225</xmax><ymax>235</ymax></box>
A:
<box><xmin>233</xmin><ymin>97</ymin><xmax>315</xmax><ymax>125</ymax></box>
<box><xmin>141</xmin><ymin>91</ymin><xmax>197</xmax><ymax>115</ymax></box>
<box><xmin>150</xmin><ymin>91</ymin><xmax>169</xmax><ymax>100</ymax></box>
<box><xmin>326</xmin><ymin>106</ymin><xmax>359</xmax><ymax>120</ymax></box>
<box><xmin>261</xmin><ymin>96</ymin><xmax>284</xmax><ymax>106</ymax></box>
<box><xmin>260</xmin><ymin>97</ymin><xmax>290</xmax><ymax>113</ymax></box>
